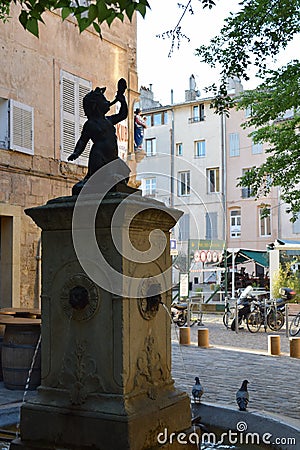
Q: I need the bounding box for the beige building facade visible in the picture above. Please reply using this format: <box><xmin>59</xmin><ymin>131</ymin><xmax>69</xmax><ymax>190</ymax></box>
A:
<box><xmin>0</xmin><ymin>6</ymin><xmax>139</xmax><ymax>308</ymax></box>
<box><xmin>137</xmin><ymin>80</ymin><xmax>300</xmax><ymax>286</ymax></box>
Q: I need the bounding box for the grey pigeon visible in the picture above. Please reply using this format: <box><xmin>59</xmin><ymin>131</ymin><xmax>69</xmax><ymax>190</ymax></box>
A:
<box><xmin>192</xmin><ymin>377</ymin><xmax>204</xmax><ymax>402</ymax></box>
<box><xmin>236</xmin><ymin>380</ymin><xmax>249</xmax><ymax>411</ymax></box>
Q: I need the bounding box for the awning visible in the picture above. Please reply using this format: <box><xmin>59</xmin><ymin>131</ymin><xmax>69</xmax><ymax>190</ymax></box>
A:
<box><xmin>241</xmin><ymin>250</ymin><xmax>269</xmax><ymax>268</ymax></box>
<box><xmin>220</xmin><ymin>249</ymin><xmax>269</xmax><ymax>268</ymax></box>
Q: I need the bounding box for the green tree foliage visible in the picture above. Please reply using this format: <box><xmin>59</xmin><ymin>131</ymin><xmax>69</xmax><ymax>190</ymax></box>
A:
<box><xmin>272</xmin><ymin>262</ymin><xmax>300</xmax><ymax>301</ymax></box>
<box><xmin>0</xmin><ymin>0</ymin><xmax>150</xmax><ymax>37</ymax></box>
<box><xmin>196</xmin><ymin>0</ymin><xmax>300</xmax><ymax>219</ymax></box>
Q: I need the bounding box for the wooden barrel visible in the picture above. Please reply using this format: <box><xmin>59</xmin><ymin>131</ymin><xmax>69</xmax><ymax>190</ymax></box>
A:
<box><xmin>2</xmin><ymin>324</ymin><xmax>41</xmax><ymax>390</ymax></box>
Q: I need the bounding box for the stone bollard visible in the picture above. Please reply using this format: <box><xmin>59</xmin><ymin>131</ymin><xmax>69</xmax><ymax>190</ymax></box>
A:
<box><xmin>290</xmin><ymin>337</ymin><xmax>300</xmax><ymax>358</ymax></box>
<box><xmin>179</xmin><ymin>327</ymin><xmax>191</xmax><ymax>345</ymax></box>
<box><xmin>268</xmin><ymin>335</ymin><xmax>280</xmax><ymax>355</ymax></box>
<box><xmin>198</xmin><ymin>328</ymin><xmax>209</xmax><ymax>348</ymax></box>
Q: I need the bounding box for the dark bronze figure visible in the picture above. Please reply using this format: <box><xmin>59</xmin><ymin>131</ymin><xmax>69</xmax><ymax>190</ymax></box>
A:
<box><xmin>68</xmin><ymin>78</ymin><xmax>131</xmax><ymax>195</ymax></box>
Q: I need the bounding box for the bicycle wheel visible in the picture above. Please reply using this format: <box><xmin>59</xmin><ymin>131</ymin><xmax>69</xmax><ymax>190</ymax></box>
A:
<box><xmin>223</xmin><ymin>310</ymin><xmax>234</xmax><ymax>329</ymax></box>
<box><xmin>267</xmin><ymin>309</ymin><xmax>284</xmax><ymax>331</ymax></box>
<box><xmin>289</xmin><ymin>314</ymin><xmax>300</xmax><ymax>337</ymax></box>
<box><xmin>247</xmin><ymin>311</ymin><xmax>262</xmax><ymax>333</ymax></box>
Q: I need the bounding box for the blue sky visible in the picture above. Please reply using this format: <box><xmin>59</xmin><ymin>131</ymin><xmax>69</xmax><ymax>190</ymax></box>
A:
<box><xmin>137</xmin><ymin>0</ymin><xmax>299</xmax><ymax>105</ymax></box>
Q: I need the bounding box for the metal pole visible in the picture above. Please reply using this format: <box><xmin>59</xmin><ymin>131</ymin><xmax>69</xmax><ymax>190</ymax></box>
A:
<box><xmin>232</xmin><ymin>251</ymin><xmax>235</xmax><ymax>299</ymax></box>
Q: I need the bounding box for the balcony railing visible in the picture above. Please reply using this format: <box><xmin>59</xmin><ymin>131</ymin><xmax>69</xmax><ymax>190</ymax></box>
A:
<box><xmin>188</xmin><ymin>116</ymin><xmax>205</xmax><ymax>124</ymax></box>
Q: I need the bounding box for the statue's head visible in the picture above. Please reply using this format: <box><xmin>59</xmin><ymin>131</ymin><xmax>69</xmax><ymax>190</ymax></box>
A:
<box><xmin>83</xmin><ymin>87</ymin><xmax>110</xmax><ymax>118</ymax></box>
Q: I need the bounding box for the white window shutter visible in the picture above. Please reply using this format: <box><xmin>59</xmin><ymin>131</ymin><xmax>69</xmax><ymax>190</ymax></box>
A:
<box><xmin>9</xmin><ymin>100</ymin><xmax>34</xmax><ymax>155</ymax></box>
<box><xmin>78</xmin><ymin>83</ymin><xmax>91</xmax><ymax>161</ymax></box>
<box><xmin>60</xmin><ymin>71</ymin><xmax>91</xmax><ymax>166</ymax></box>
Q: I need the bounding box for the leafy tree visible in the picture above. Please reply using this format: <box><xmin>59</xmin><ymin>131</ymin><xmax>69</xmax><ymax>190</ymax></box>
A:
<box><xmin>0</xmin><ymin>0</ymin><xmax>150</xmax><ymax>37</ymax></box>
<box><xmin>196</xmin><ymin>0</ymin><xmax>300</xmax><ymax>220</ymax></box>
<box><xmin>0</xmin><ymin>0</ymin><xmax>215</xmax><ymax>38</ymax></box>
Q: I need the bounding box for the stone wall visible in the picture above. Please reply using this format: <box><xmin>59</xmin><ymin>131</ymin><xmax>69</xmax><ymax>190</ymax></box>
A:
<box><xmin>0</xmin><ymin>149</ymin><xmax>87</xmax><ymax>307</ymax></box>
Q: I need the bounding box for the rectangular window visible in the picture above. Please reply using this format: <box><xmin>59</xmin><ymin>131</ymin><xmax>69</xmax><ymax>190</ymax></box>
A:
<box><xmin>142</xmin><ymin>177</ymin><xmax>156</xmax><ymax>197</ymax></box>
<box><xmin>241</xmin><ymin>168</ymin><xmax>253</xmax><ymax>198</ymax></box>
<box><xmin>145</xmin><ymin>138</ymin><xmax>157</xmax><ymax>156</ymax></box>
<box><xmin>0</xmin><ymin>98</ymin><xmax>9</xmax><ymax>149</ymax></box>
<box><xmin>61</xmin><ymin>70</ymin><xmax>92</xmax><ymax>165</ymax></box>
<box><xmin>178</xmin><ymin>214</ymin><xmax>190</xmax><ymax>241</ymax></box>
<box><xmin>293</xmin><ymin>214</ymin><xmax>300</xmax><ymax>234</ymax></box>
<box><xmin>189</xmin><ymin>104</ymin><xmax>205</xmax><ymax>123</ymax></box>
<box><xmin>230</xmin><ymin>209</ymin><xmax>241</xmax><ymax>238</ymax></box>
<box><xmin>3</xmin><ymin>99</ymin><xmax>34</xmax><ymax>155</ymax></box>
<box><xmin>146</xmin><ymin>111</ymin><xmax>168</xmax><ymax>127</ymax></box>
<box><xmin>245</xmin><ymin>106</ymin><xmax>252</xmax><ymax>118</ymax></box>
<box><xmin>259</xmin><ymin>207</ymin><xmax>271</xmax><ymax>236</ymax></box>
<box><xmin>153</xmin><ymin>113</ymin><xmax>162</xmax><ymax>126</ymax></box>
<box><xmin>145</xmin><ymin>115</ymin><xmax>151</xmax><ymax>127</ymax></box>
<box><xmin>229</xmin><ymin>133</ymin><xmax>240</xmax><ymax>157</ymax></box>
<box><xmin>252</xmin><ymin>141</ymin><xmax>263</xmax><ymax>154</ymax></box>
<box><xmin>206</xmin><ymin>212</ymin><xmax>218</xmax><ymax>239</ymax></box>
<box><xmin>178</xmin><ymin>171</ymin><xmax>190</xmax><ymax>196</ymax></box>
<box><xmin>207</xmin><ymin>168</ymin><xmax>220</xmax><ymax>193</ymax></box>
<box><xmin>176</xmin><ymin>143</ymin><xmax>183</xmax><ymax>156</ymax></box>
<box><xmin>163</xmin><ymin>111</ymin><xmax>168</xmax><ymax>124</ymax></box>
<box><xmin>195</xmin><ymin>140</ymin><xmax>206</xmax><ymax>157</ymax></box>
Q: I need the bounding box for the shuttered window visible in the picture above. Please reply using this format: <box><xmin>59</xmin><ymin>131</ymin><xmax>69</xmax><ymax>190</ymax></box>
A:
<box><xmin>9</xmin><ymin>100</ymin><xmax>34</xmax><ymax>155</ymax></box>
<box><xmin>178</xmin><ymin>214</ymin><xmax>190</xmax><ymax>242</ymax></box>
<box><xmin>206</xmin><ymin>212</ymin><xmax>218</xmax><ymax>239</ymax></box>
<box><xmin>229</xmin><ymin>133</ymin><xmax>240</xmax><ymax>156</ymax></box>
<box><xmin>60</xmin><ymin>71</ymin><xmax>92</xmax><ymax>166</ymax></box>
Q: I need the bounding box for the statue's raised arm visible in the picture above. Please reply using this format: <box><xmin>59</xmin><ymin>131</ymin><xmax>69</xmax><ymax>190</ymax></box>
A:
<box><xmin>67</xmin><ymin>78</ymin><xmax>131</xmax><ymax>195</ymax></box>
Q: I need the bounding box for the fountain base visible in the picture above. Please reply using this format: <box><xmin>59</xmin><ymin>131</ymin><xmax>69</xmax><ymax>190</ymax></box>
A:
<box><xmin>12</xmin><ymin>193</ymin><xmax>195</xmax><ymax>450</ymax></box>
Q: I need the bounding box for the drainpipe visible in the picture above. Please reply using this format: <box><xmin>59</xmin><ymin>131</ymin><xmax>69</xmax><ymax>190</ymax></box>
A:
<box><xmin>170</xmin><ymin>89</ymin><xmax>175</xmax><ymax>208</ymax></box>
<box><xmin>277</xmin><ymin>186</ymin><xmax>281</xmax><ymax>240</ymax></box>
<box><xmin>221</xmin><ymin>112</ymin><xmax>228</xmax><ymax>298</ymax></box>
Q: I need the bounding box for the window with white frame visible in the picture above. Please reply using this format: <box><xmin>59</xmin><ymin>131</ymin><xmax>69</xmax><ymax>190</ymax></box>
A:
<box><xmin>144</xmin><ymin>111</ymin><xmax>168</xmax><ymax>127</ymax></box>
<box><xmin>252</xmin><ymin>141</ymin><xmax>263</xmax><ymax>154</ymax></box>
<box><xmin>190</xmin><ymin>103</ymin><xmax>204</xmax><ymax>123</ymax></box>
<box><xmin>145</xmin><ymin>138</ymin><xmax>157</xmax><ymax>156</ymax></box>
<box><xmin>176</xmin><ymin>142</ymin><xmax>183</xmax><ymax>156</ymax></box>
<box><xmin>195</xmin><ymin>140</ymin><xmax>206</xmax><ymax>157</ymax></box>
<box><xmin>0</xmin><ymin>98</ymin><xmax>34</xmax><ymax>155</ymax></box>
<box><xmin>178</xmin><ymin>171</ymin><xmax>190</xmax><ymax>196</ymax></box>
<box><xmin>259</xmin><ymin>206</ymin><xmax>271</xmax><ymax>236</ymax></box>
<box><xmin>230</xmin><ymin>209</ymin><xmax>241</xmax><ymax>238</ymax></box>
<box><xmin>207</xmin><ymin>168</ymin><xmax>220</xmax><ymax>193</ymax></box>
<box><xmin>61</xmin><ymin>70</ymin><xmax>92</xmax><ymax>165</ymax></box>
<box><xmin>142</xmin><ymin>177</ymin><xmax>156</xmax><ymax>196</ymax></box>
<box><xmin>229</xmin><ymin>133</ymin><xmax>240</xmax><ymax>157</ymax></box>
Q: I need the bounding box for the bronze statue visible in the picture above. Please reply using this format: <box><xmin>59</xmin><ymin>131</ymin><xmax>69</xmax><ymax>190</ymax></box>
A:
<box><xmin>68</xmin><ymin>78</ymin><xmax>131</xmax><ymax>195</ymax></box>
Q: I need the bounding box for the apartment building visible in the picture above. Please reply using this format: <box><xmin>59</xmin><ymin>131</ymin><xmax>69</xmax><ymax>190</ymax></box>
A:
<box><xmin>0</xmin><ymin>5</ymin><xmax>139</xmax><ymax>308</ymax></box>
<box><xmin>137</xmin><ymin>77</ymin><xmax>300</xmax><ymax>284</ymax></box>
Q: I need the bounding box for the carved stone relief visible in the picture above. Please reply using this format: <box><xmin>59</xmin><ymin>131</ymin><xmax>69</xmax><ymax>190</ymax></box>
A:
<box><xmin>59</xmin><ymin>339</ymin><xmax>102</xmax><ymax>405</ymax></box>
<box><xmin>134</xmin><ymin>336</ymin><xmax>166</xmax><ymax>399</ymax></box>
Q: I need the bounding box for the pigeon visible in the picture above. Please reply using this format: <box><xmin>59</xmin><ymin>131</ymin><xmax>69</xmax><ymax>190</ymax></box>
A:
<box><xmin>192</xmin><ymin>377</ymin><xmax>204</xmax><ymax>402</ymax></box>
<box><xmin>236</xmin><ymin>380</ymin><xmax>249</xmax><ymax>411</ymax></box>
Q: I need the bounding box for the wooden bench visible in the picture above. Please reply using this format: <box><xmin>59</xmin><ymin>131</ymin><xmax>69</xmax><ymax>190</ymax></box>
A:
<box><xmin>285</xmin><ymin>303</ymin><xmax>300</xmax><ymax>337</ymax></box>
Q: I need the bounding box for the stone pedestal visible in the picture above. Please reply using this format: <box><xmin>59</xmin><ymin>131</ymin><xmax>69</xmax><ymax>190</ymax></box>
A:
<box><xmin>11</xmin><ymin>192</ymin><xmax>193</xmax><ymax>450</ymax></box>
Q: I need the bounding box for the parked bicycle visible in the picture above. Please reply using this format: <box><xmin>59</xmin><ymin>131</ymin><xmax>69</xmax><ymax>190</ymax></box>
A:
<box><xmin>289</xmin><ymin>312</ymin><xmax>300</xmax><ymax>337</ymax></box>
<box><xmin>223</xmin><ymin>286</ymin><xmax>256</xmax><ymax>330</ymax></box>
<box><xmin>246</xmin><ymin>299</ymin><xmax>285</xmax><ymax>333</ymax></box>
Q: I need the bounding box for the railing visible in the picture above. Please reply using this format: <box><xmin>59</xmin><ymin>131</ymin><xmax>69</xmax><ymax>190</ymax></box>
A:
<box><xmin>188</xmin><ymin>116</ymin><xmax>205</xmax><ymax>124</ymax></box>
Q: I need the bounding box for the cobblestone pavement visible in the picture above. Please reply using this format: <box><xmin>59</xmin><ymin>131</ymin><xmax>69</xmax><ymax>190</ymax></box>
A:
<box><xmin>171</xmin><ymin>314</ymin><xmax>300</xmax><ymax>423</ymax></box>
